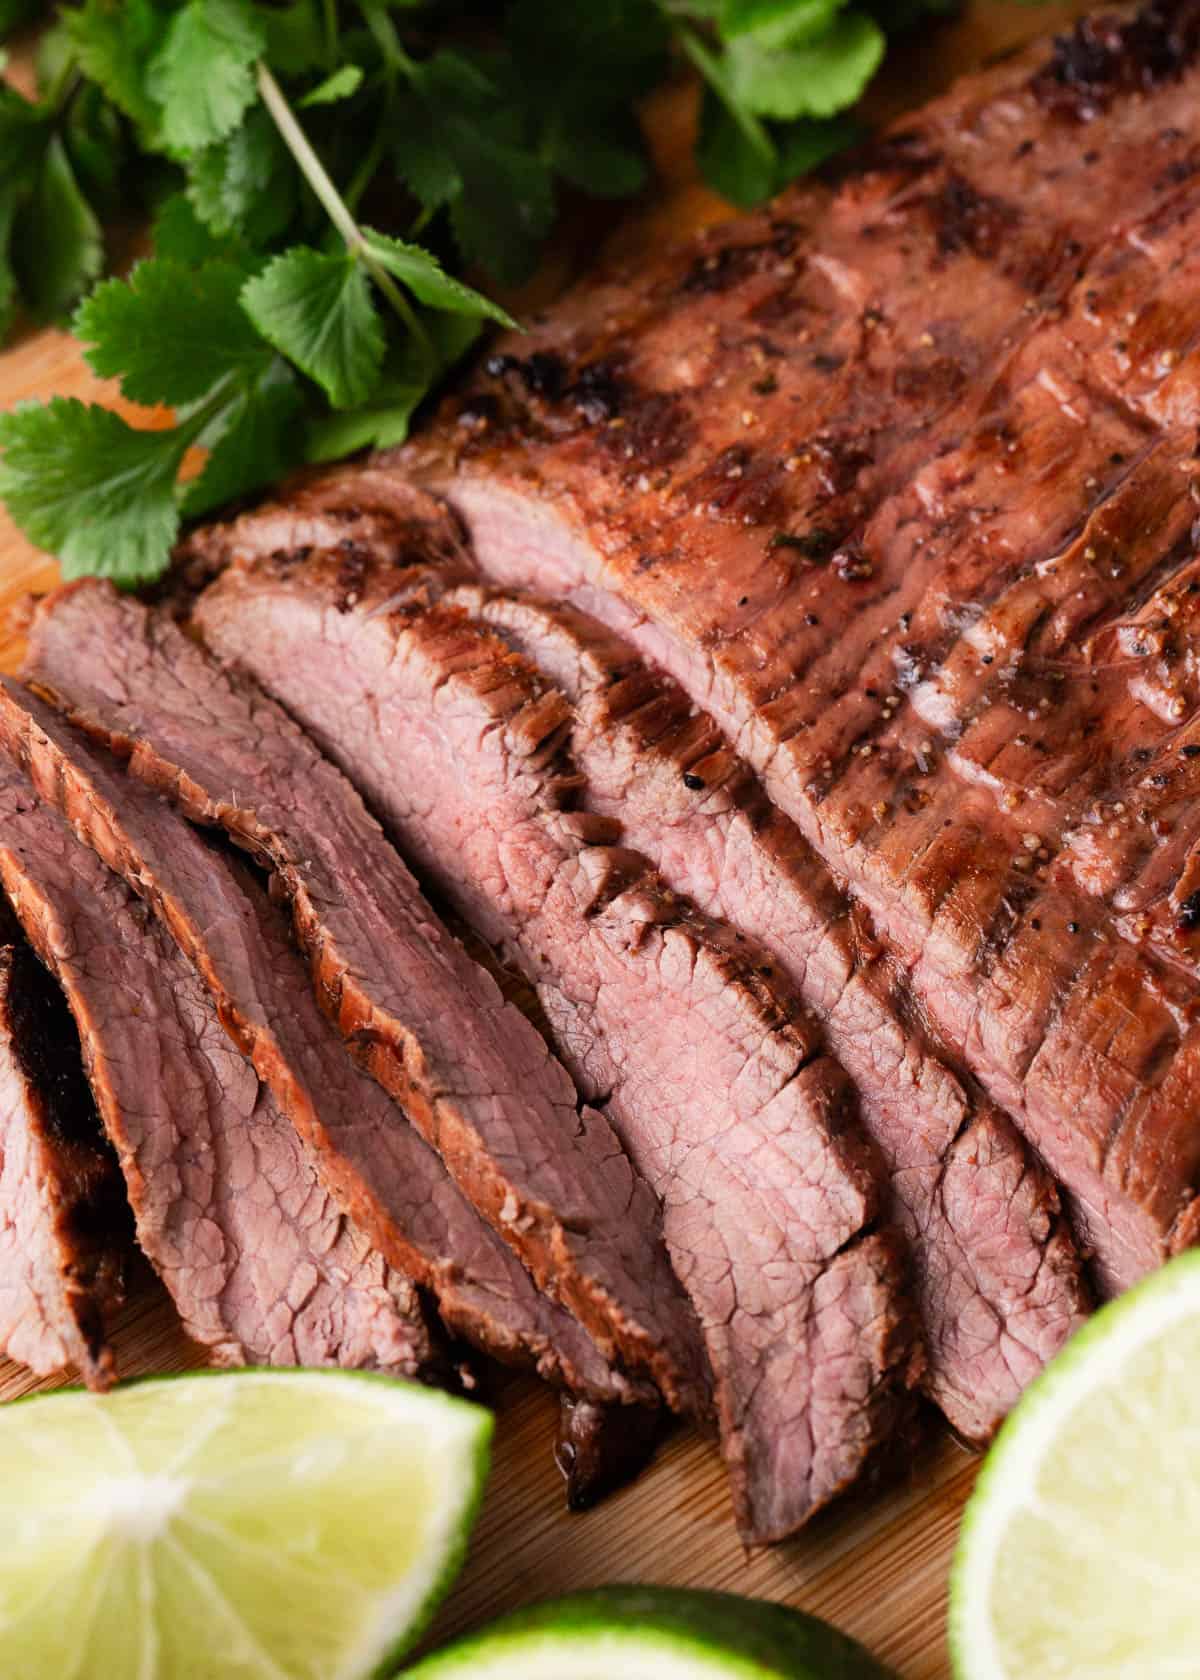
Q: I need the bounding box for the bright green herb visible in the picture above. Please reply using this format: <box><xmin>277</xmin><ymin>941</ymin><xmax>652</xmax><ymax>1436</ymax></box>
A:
<box><xmin>0</xmin><ymin>1</ymin><xmax>1025</xmax><ymax>587</ymax></box>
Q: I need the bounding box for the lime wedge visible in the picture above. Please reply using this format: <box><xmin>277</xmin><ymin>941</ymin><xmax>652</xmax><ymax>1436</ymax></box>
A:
<box><xmin>951</xmin><ymin>1249</ymin><xmax>1200</xmax><ymax>1678</ymax></box>
<box><xmin>0</xmin><ymin>1370</ymin><xmax>491</xmax><ymax>1680</ymax></box>
<box><xmin>407</xmin><ymin>1586</ymin><xmax>895</xmax><ymax>1678</ymax></box>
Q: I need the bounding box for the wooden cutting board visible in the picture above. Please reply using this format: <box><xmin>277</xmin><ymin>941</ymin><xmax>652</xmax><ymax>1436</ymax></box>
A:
<box><xmin>0</xmin><ymin>7</ymin><xmax>1095</xmax><ymax>1675</ymax></box>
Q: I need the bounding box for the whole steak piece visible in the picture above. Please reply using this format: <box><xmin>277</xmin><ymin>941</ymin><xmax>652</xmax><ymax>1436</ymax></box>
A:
<box><xmin>397</xmin><ymin>4</ymin><xmax>1200</xmax><ymax>1295</ymax></box>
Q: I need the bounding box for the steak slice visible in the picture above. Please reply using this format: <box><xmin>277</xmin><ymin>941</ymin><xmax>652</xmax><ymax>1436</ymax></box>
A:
<box><xmin>24</xmin><ymin>581</ymin><xmax>706</xmax><ymax>1418</ymax></box>
<box><xmin>0</xmin><ymin>907</ymin><xmax>127</xmax><ymax>1387</ymax></box>
<box><xmin>555</xmin><ymin>1395</ymin><xmax>665</xmax><ymax>1512</ymax></box>
<box><xmin>0</xmin><ymin>760</ymin><xmax>438</xmax><ymax>1374</ymax></box>
<box><xmin>443</xmin><ymin>586</ymin><xmax>1088</xmax><ymax>1439</ymax></box>
<box><xmin>189</xmin><ymin>546</ymin><xmax>920</xmax><ymax>1543</ymax></box>
<box><xmin>395</xmin><ymin>5</ymin><xmax>1200</xmax><ymax>1293</ymax></box>
<box><xmin>0</xmin><ymin>678</ymin><xmax>644</xmax><ymax>1408</ymax></box>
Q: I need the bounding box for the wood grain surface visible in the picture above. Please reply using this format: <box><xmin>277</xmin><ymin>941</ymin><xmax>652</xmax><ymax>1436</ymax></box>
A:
<box><xmin>0</xmin><ymin>7</ymin><xmax>1093</xmax><ymax>1674</ymax></box>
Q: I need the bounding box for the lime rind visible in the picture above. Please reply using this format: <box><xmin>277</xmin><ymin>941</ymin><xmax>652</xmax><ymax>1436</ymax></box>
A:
<box><xmin>949</xmin><ymin>1248</ymin><xmax>1200</xmax><ymax>1680</ymax></box>
<box><xmin>0</xmin><ymin>1369</ymin><xmax>492</xmax><ymax>1680</ymax></box>
<box><xmin>408</xmin><ymin>1586</ymin><xmax>895</xmax><ymax>1679</ymax></box>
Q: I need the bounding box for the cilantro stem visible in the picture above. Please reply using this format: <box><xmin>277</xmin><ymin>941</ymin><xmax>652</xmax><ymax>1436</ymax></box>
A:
<box><xmin>255</xmin><ymin>61</ymin><xmax>432</xmax><ymax>353</ymax></box>
<box><xmin>673</xmin><ymin>22</ymin><xmax>775</xmax><ymax>165</ymax></box>
<box><xmin>257</xmin><ymin>62</ymin><xmax>361</xmax><ymax>248</ymax></box>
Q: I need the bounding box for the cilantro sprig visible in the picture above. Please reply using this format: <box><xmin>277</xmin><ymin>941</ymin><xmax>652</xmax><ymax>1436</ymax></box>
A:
<box><xmin>0</xmin><ymin>0</ymin><xmax>1000</xmax><ymax>586</ymax></box>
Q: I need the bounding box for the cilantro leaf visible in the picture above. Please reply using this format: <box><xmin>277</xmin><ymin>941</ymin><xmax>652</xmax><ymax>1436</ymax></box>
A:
<box><xmin>63</xmin><ymin>83</ymin><xmax>129</xmax><ymax>216</ymax></box>
<box><xmin>775</xmin><ymin>111</ymin><xmax>860</xmax><ymax>176</ymax></box>
<box><xmin>389</xmin><ymin>51</ymin><xmax>555</xmax><ymax>285</ymax></box>
<box><xmin>186</xmin><ymin>105</ymin><xmax>297</xmax><ymax>243</ymax></box>
<box><xmin>151</xmin><ymin>192</ymin><xmax>250</xmax><ymax>264</ymax></box>
<box><xmin>241</xmin><ymin>245</ymin><xmax>384</xmax><ymax>408</ymax></box>
<box><xmin>300</xmin><ymin>65</ymin><xmax>364</xmax><ymax>107</ymax></box>
<box><xmin>65</xmin><ymin>0</ymin><xmax>169</xmax><ymax>138</ymax></box>
<box><xmin>544</xmin><ymin>106</ymin><xmax>650</xmax><ymax>198</ymax></box>
<box><xmin>719</xmin><ymin>0</ymin><xmax>846</xmax><ymax>46</ymax></box>
<box><xmin>306</xmin><ymin>312</ymin><xmax>481</xmax><ymax>462</ymax></box>
<box><xmin>0</xmin><ymin>195</ymin><xmax>17</xmax><ymax>343</ymax></box>
<box><xmin>695</xmin><ymin>85</ymin><xmax>777</xmax><ymax>207</ymax></box>
<box><xmin>0</xmin><ymin>87</ymin><xmax>49</xmax><ymax>335</ymax></box>
<box><xmin>183</xmin><ymin>362</ymin><xmax>304</xmax><ymax>516</ymax></box>
<box><xmin>502</xmin><ymin>0</ymin><xmax>666</xmax><ymax>201</ymax></box>
<box><xmin>258</xmin><ymin>0</ymin><xmax>327</xmax><ymax>74</ymax></box>
<box><xmin>726</xmin><ymin>10</ymin><xmax>885</xmax><ymax>119</ymax></box>
<box><xmin>0</xmin><ymin>399</ymin><xmax>186</xmax><ymax>584</ymax></box>
<box><xmin>12</xmin><ymin>136</ymin><xmax>104</xmax><ymax>323</ymax></box>
<box><xmin>148</xmin><ymin>0</ymin><xmax>267</xmax><ymax>153</ymax></box>
<box><xmin>362</xmin><ymin>231</ymin><xmax>516</xmax><ymax>326</ymax></box>
<box><xmin>75</xmin><ymin>257</ymin><xmax>270</xmax><ymax>406</ymax></box>
<box><xmin>0</xmin><ymin>82</ymin><xmax>50</xmax><ymax>183</ymax></box>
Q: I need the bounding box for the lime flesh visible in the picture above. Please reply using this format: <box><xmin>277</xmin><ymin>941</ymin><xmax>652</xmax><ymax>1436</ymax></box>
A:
<box><xmin>951</xmin><ymin>1249</ymin><xmax>1200</xmax><ymax>1678</ymax></box>
<box><xmin>407</xmin><ymin>1586</ymin><xmax>895</xmax><ymax>1678</ymax></box>
<box><xmin>0</xmin><ymin>1370</ymin><xmax>491</xmax><ymax>1680</ymax></box>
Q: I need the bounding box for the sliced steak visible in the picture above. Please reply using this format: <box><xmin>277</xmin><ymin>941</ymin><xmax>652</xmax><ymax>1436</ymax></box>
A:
<box><xmin>0</xmin><ymin>677</ymin><xmax>644</xmax><ymax>1407</ymax></box>
<box><xmin>391</xmin><ymin>5</ymin><xmax>1200</xmax><ymax>1294</ymax></box>
<box><xmin>24</xmin><ymin>581</ymin><xmax>705</xmax><ymax>1418</ymax></box>
<box><xmin>0</xmin><ymin>910</ymin><xmax>127</xmax><ymax>1387</ymax></box>
<box><xmin>441</xmin><ymin>586</ymin><xmax>1088</xmax><ymax>1439</ymax></box>
<box><xmin>0</xmin><ymin>760</ymin><xmax>438</xmax><ymax>1374</ymax></box>
<box><xmin>184</xmin><ymin>477</ymin><xmax>1086</xmax><ymax>1437</ymax></box>
<box><xmin>189</xmin><ymin>545</ymin><xmax>920</xmax><ymax>1543</ymax></box>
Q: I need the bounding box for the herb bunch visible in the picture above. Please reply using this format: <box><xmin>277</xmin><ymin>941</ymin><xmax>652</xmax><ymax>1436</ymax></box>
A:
<box><xmin>0</xmin><ymin>0</ymin><xmax>966</xmax><ymax>587</ymax></box>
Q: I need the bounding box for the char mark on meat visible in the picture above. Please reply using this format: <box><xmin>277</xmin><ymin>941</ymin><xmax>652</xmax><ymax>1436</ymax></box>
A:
<box><xmin>189</xmin><ymin>542</ymin><xmax>921</xmax><ymax>1543</ymax></box>
<box><xmin>23</xmin><ymin>581</ymin><xmax>707</xmax><ymax>1420</ymax></box>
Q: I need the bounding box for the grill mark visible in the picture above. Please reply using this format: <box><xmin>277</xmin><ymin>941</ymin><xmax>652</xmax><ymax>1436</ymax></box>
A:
<box><xmin>829</xmin><ymin>445</ymin><xmax>1189</xmax><ymax>867</ymax></box>
<box><xmin>726</xmin><ymin>345</ymin><xmax>1176</xmax><ymax>804</ymax></box>
<box><xmin>1010</xmin><ymin>926</ymin><xmax>1104</xmax><ymax>1086</ymax></box>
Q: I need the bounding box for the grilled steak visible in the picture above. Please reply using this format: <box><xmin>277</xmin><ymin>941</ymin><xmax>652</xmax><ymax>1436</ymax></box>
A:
<box><xmin>24</xmin><ymin>581</ymin><xmax>706</xmax><ymax>1418</ymax></box>
<box><xmin>0</xmin><ymin>760</ymin><xmax>438</xmax><ymax>1373</ymax></box>
<box><xmin>0</xmin><ymin>678</ymin><xmax>644</xmax><ymax>1406</ymax></box>
<box><xmin>0</xmin><ymin>906</ymin><xmax>127</xmax><ymax>1387</ymax></box>
<box><xmin>392</xmin><ymin>3</ymin><xmax>1200</xmax><ymax>1294</ymax></box>
<box><xmin>442</xmin><ymin>586</ymin><xmax>1088</xmax><ymax>1438</ymax></box>
<box><xmin>182</xmin><ymin>464</ymin><xmax>1086</xmax><ymax>1439</ymax></box>
<box><xmin>188</xmin><ymin>543</ymin><xmax>920</xmax><ymax>1543</ymax></box>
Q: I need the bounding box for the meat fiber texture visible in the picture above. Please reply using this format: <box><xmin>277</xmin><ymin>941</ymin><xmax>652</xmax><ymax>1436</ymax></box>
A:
<box><xmin>23</xmin><ymin>582</ymin><xmax>707</xmax><ymax>1420</ymax></box>
<box><xmin>0</xmin><ymin>915</ymin><xmax>127</xmax><ymax>1388</ymax></box>
<box><xmin>0</xmin><ymin>677</ymin><xmax>646</xmax><ymax>1407</ymax></box>
<box><xmin>189</xmin><ymin>545</ymin><xmax>920</xmax><ymax>1544</ymax></box>
<box><xmin>0</xmin><ymin>758</ymin><xmax>437</xmax><ymax>1374</ymax></box>
<box><xmin>446</xmin><ymin>586</ymin><xmax>1089</xmax><ymax>1441</ymax></box>
<box><xmin>384</xmin><ymin>2</ymin><xmax>1200</xmax><ymax>1296</ymax></box>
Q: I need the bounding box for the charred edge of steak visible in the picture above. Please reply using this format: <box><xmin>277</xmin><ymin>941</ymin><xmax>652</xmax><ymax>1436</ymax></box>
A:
<box><xmin>163</xmin><ymin>468</ymin><xmax>476</xmax><ymax>616</ymax></box>
<box><xmin>1032</xmin><ymin>1</ymin><xmax>1200</xmax><ymax>119</ymax></box>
